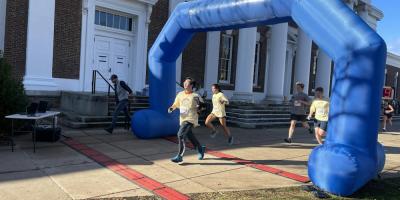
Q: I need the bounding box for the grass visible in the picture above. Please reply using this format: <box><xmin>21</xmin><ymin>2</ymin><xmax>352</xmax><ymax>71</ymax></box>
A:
<box><xmin>96</xmin><ymin>177</ymin><xmax>400</xmax><ymax>200</ymax></box>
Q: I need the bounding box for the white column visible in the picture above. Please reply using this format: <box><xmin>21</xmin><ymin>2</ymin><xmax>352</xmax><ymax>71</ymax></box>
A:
<box><xmin>265</xmin><ymin>23</ymin><xmax>288</xmax><ymax>102</ymax></box>
<box><xmin>232</xmin><ymin>27</ymin><xmax>257</xmax><ymax>102</ymax></box>
<box><xmin>23</xmin><ymin>0</ymin><xmax>58</xmax><ymax>91</ymax></box>
<box><xmin>315</xmin><ymin>50</ymin><xmax>332</xmax><ymax>96</ymax></box>
<box><xmin>0</xmin><ymin>0</ymin><xmax>7</xmax><ymax>55</ymax></box>
<box><xmin>133</xmin><ymin>6</ymin><xmax>151</xmax><ymax>93</ymax></box>
<box><xmin>294</xmin><ymin>29</ymin><xmax>312</xmax><ymax>95</ymax></box>
<box><xmin>204</xmin><ymin>31</ymin><xmax>220</xmax><ymax>97</ymax></box>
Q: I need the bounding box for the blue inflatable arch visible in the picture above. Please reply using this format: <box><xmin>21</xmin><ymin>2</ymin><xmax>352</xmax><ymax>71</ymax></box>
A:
<box><xmin>132</xmin><ymin>0</ymin><xmax>386</xmax><ymax>196</ymax></box>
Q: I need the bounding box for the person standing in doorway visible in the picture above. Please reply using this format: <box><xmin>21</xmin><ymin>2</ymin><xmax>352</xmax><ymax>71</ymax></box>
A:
<box><xmin>284</xmin><ymin>81</ymin><xmax>313</xmax><ymax>143</ymax></box>
<box><xmin>205</xmin><ymin>84</ymin><xmax>233</xmax><ymax>145</ymax></box>
<box><xmin>168</xmin><ymin>77</ymin><xmax>206</xmax><ymax>163</ymax></box>
<box><xmin>307</xmin><ymin>87</ymin><xmax>329</xmax><ymax>145</ymax></box>
<box><xmin>104</xmin><ymin>74</ymin><xmax>133</xmax><ymax>134</ymax></box>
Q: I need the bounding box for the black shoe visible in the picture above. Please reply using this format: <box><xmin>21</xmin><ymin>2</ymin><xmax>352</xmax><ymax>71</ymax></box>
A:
<box><xmin>104</xmin><ymin>127</ymin><xmax>113</xmax><ymax>134</ymax></box>
<box><xmin>308</xmin><ymin>128</ymin><xmax>313</xmax><ymax>134</ymax></box>
<box><xmin>284</xmin><ymin>138</ymin><xmax>292</xmax><ymax>143</ymax></box>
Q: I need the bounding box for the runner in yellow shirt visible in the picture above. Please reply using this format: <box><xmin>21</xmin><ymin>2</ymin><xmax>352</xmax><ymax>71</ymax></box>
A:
<box><xmin>307</xmin><ymin>87</ymin><xmax>329</xmax><ymax>145</ymax></box>
<box><xmin>168</xmin><ymin>77</ymin><xmax>206</xmax><ymax>163</ymax></box>
<box><xmin>205</xmin><ymin>84</ymin><xmax>233</xmax><ymax>145</ymax></box>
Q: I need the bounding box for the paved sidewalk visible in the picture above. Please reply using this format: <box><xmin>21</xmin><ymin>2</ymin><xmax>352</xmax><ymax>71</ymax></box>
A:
<box><xmin>0</xmin><ymin>122</ymin><xmax>399</xmax><ymax>199</ymax></box>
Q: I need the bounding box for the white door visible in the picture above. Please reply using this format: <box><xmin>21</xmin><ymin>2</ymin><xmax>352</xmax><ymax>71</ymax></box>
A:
<box><xmin>94</xmin><ymin>36</ymin><xmax>131</xmax><ymax>92</ymax></box>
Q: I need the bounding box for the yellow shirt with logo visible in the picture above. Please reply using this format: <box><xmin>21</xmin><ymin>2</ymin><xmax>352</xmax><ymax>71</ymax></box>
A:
<box><xmin>310</xmin><ymin>99</ymin><xmax>329</xmax><ymax>122</ymax></box>
<box><xmin>211</xmin><ymin>92</ymin><xmax>229</xmax><ymax>118</ymax></box>
<box><xmin>171</xmin><ymin>91</ymin><xmax>203</xmax><ymax>127</ymax></box>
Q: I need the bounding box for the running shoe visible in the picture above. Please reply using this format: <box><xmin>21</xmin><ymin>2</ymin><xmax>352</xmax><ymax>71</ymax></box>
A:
<box><xmin>228</xmin><ymin>136</ymin><xmax>234</xmax><ymax>145</ymax></box>
<box><xmin>171</xmin><ymin>155</ymin><xmax>183</xmax><ymax>163</ymax></box>
<box><xmin>198</xmin><ymin>146</ymin><xmax>206</xmax><ymax>160</ymax></box>
<box><xmin>284</xmin><ymin>138</ymin><xmax>292</xmax><ymax>143</ymax></box>
<box><xmin>210</xmin><ymin>130</ymin><xmax>218</xmax><ymax>138</ymax></box>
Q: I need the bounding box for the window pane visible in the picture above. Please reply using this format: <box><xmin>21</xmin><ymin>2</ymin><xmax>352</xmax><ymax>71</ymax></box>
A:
<box><xmin>107</xmin><ymin>13</ymin><xmax>113</xmax><ymax>27</ymax></box>
<box><xmin>120</xmin><ymin>17</ymin><xmax>127</xmax><ymax>30</ymax></box>
<box><xmin>95</xmin><ymin>10</ymin><xmax>100</xmax><ymax>25</ymax></box>
<box><xmin>100</xmin><ymin>11</ymin><xmax>106</xmax><ymax>26</ymax></box>
<box><xmin>113</xmin><ymin>15</ymin><xmax>120</xmax><ymax>29</ymax></box>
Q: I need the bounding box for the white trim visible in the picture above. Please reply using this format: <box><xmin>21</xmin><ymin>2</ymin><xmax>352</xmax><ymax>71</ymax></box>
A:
<box><xmin>0</xmin><ymin>0</ymin><xmax>6</xmax><ymax>54</ymax></box>
<box><xmin>387</xmin><ymin>52</ymin><xmax>400</xmax><ymax>68</ymax></box>
<box><xmin>24</xmin><ymin>0</ymin><xmax>58</xmax><ymax>91</ymax></box>
<box><xmin>54</xmin><ymin>78</ymin><xmax>81</xmax><ymax>91</ymax></box>
<box><xmin>81</xmin><ymin>0</ymin><xmax>149</xmax><ymax>93</ymax></box>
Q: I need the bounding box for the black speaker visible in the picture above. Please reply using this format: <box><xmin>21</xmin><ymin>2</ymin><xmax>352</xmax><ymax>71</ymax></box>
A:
<box><xmin>35</xmin><ymin>125</ymin><xmax>61</xmax><ymax>142</ymax></box>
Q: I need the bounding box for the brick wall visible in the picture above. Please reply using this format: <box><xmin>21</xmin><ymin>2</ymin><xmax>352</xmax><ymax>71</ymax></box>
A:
<box><xmin>181</xmin><ymin>32</ymin><xmax>207</xmax><ymax>87</ymax></box>
<box><xmin>52</xmin><ymin>0</ymin><xmax>82</xmax><ymax>79</ymax></box>
<box><xmin>146</xmin><ymin>0</ymin><xmax>169</xmax><ymax>84</ymax></box>
<box><xmin>386</xmin><ymin>65</ymin><xmax>400</xmax><ymax>99</ymax></box>
<box><xmin>3</xmin><ymin>0</ymin><xmax>29</xmax><ymax>81</ymax></box>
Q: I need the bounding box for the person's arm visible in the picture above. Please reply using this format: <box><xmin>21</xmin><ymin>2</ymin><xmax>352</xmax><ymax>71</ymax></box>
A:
<box><xmin>120</xmin><ymin>81</ymin><xmax>133</xmax><ymax>94</ymax></box>
<box><xmin>389</xmin><ymin>104</ymin><xmax>395</xmax><ymax>113</ymax></box>
<box><xmin>307</xmin><ymin>101</ymin><xmax>315</xmax><ymax>120</ymax></box>
<box><xmin>301</xmin><ymin>95</ymin><xmax>312</xmax><ymax>106</ymax></box>
<box><xmin>168</xmin><ymin>94</ymin><xmax>180</xmax><ymax>113</ymax></box>
<box><xmin>220</xmin><ymin>94</ymin><xmax>229</xmax><ymax>105</ymax></box>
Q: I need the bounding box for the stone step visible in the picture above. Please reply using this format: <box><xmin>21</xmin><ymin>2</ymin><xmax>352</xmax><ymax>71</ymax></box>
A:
<box><xmin>226</xmin><ymin>112</ymin><xmax>290</xmax><ymax>118</ymax></box>
<box><xmin>226</xmin><ymin>108</ymin><xmax>290</xmax><ymax>114</ymax></box>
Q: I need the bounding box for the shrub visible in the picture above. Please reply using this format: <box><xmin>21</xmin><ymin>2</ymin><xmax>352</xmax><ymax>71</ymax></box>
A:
<box><xmin>0</xmin><ymin>58</ymin><xmax>28</xmax><ymax>136</ymax></box>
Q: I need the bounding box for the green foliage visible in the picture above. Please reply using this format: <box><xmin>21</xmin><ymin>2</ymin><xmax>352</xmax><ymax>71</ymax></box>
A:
<box><xmin>0</xmin><ymin>58</ymin><xmax>28</xmax><ymax>135</ymax></box>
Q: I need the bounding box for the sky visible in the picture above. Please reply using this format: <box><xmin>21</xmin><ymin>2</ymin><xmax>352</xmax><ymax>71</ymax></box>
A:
<box><xmin>372</xmin><ymin>0</ymin><xmax>400</xmax><ymax>55</ymax></box>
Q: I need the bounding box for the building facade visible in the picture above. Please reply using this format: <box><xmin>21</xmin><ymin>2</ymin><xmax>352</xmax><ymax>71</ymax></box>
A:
<box><xmin>0</xmin><ymin>0</ymin><xmax>399</xmax><ymax>102</ymax></box>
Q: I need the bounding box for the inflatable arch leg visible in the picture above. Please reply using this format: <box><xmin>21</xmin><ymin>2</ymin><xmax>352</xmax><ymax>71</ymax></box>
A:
<box><xmin>132</xmin><ymin>0</ymin><xmax>386</xmax><ymax>196</ymax></box>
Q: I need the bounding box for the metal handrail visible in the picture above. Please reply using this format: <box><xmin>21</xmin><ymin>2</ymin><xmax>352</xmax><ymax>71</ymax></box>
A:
<box><xmin>92</xmin><ymin>70</ymin><xmax>115</xmax><ymax>96</ymax></box>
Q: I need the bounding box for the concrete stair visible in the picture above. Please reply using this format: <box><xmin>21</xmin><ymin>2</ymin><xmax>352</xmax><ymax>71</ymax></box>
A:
<box><xmin>224</xmin><ymin>102</ymin><xmax>400</xmax><ymax>129</ymax></box>
<box><xmin>61</xmin><ymin>96</ymin><xmax>149</xmax><ymax>128</ymax></box>
<box><xmin>61</xmin><ymin>96</ymin><xmax>400</xmax><ymax>129</ymax></box>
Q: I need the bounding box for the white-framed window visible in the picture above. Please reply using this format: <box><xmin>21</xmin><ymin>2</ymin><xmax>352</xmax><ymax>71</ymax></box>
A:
<box><xmin>253</xmin><ymin>41</ymin><xmax>261</xmax><ymax>86</ymax></box>
<box><xmin>95</xmin><ymin>9</ymin><xmax>134</xmax><ymax>32</ymax></box>
<box><xmin>219</xmin><ymin>33</ymin><xmax>233</xmax><ymax>83</ymax></box>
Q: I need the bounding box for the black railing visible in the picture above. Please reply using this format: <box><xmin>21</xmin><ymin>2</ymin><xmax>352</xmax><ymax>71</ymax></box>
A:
<box><xmin>92</xmin><ymin>70</ymin><xmax>115</xmax><ymax>96</ymax></box>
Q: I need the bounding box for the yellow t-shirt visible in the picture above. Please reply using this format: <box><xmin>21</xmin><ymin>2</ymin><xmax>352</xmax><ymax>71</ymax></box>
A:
<box><xmin>310</xmin><ymin>99</ymin><xmax>329</xmax><ymax>122</ymax></box>
<box><xmin>171</xmin><ymin>91</ymin><xmax>203</xmax><ymax>127</ymax></box>
<box><xmin>211</xmin><ymin>92</ymin><xmax>229</xmax><ymax>118</ymax></box>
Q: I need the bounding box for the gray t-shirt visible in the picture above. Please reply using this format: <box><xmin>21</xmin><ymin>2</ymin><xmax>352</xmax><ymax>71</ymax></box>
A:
<box><xmin>290</xmin><ymin>92</ymin><xmax>310</xmax><ymax>115</ymax></box>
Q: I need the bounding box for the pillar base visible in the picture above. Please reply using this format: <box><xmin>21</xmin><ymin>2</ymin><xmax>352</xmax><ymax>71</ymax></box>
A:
<box><xmin>23</xmin><ymin>76</ymin><xmax>58</xmax><ymax>91</ymax></box>
<box><xmin>263</xmin><ymin>95</ymin><xmax>287</xmax><ymax>104</ymax></box>
<box><xmin>231</xmin><ymin>92</ymin><xmax>254</xmax><ymax>103</ymax></box>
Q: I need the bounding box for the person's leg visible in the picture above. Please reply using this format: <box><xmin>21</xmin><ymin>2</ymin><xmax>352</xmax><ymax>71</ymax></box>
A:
<box><xmin>205</xmin><ymin>114</ymin><xmax>217</xmax><ymax>137</ymax></box>
<box><xmin>219</xmin><ymin>117</ymin><xmax>233</xmax><ymax>145</ymax></box>
<box><xmin>105</xmin><ymin>100</ymin><xmax>125</xmax><ymax>133</ymax></box>
<box><xmin>301</xmin><ymin>115</ymin><xmax>313</xmax><ymax>134</ymax></box>
<box><xmin>171</xmin><ymin>122</ymin><xmax>191</xmax><ymax>162</ymax></box>
<box><xmin>389</xmin><ymin>117</ymin><xmax>393</xmax><ymax>126</ymax></box>
<box><xmin>218</xmin><ymin>117</ymin><xmax>231</xmax><ymax>137</ymax></box>
<box><xmin>315</xmin><ymin>127</ymin><xmax>323</xmax><ymax>144</ymax></box>
<box><xmin>186</xmin><ymin>126</ymin><xmax>205</xmax><ymax>160</ymax></box>
<box><xmin>382</xmin><ymin>115</ymin><xmax>387</xmax><ymax>131</ymax></box>
<box><xmin>285</xmin><ymin>119</ymin><xmax>297</xmax><ymax>143</ymax></box>
<box><xmin>316</xmin><ymin>129</ymin><xmax>326</xmax><ymax>145</ymax></box>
